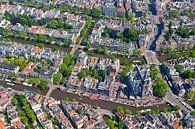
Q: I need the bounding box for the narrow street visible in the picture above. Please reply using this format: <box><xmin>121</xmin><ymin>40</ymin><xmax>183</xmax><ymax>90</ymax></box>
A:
<box><xmin>166</xmin><ymin>88</ymin><xmax>193</xmax><ymax>113</ymax></box>
<box><xmin>70</xmin><ymin>20</ymin><xmax>95</xmax><ymax>55</ymax></box>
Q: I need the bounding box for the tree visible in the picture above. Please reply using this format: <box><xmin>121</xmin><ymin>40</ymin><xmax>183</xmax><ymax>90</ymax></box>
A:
<box><xmin>37</xmin><ymin>43</ymin><xmax>44</xmax><ymax>48</ymax></box>
<box><xmin>78</xmin><ymin>71</ymin><xmax>86</xmax><ymax>79</ymax></box>
<box><xmin>26</xmin><ymin>125</ymin><xmax>31</xmax><ymax>129</ymax></box>
<box><xmin>21</xmin><ymin>117</ymin><xmax>28</xmax><ymax>124</ymax></box>
<box><xmin>28</xmin><ymin>114</ymin><xmax>36</xmax><ymax>123</ymax></box>
<box><xmin>180</xmin><ymin>70</ymin><xmax>195</xmax><ymax>79</ymax></box>
<box><xmin>177</xmin><ymin>28</ymin><xmax>190</xmax><ymax>38</ymax></box>
<box><xmin>117</xmin><ymin>122</ymin><xmax>124</xmax><ymax>129</ymax></box>
<box><xmin>64</xmin><ymin>97</ymin><xmax>69</xmax><ymax>102</ymax></box>
<box><xmin>160</xmin><ymin>47</ymin><xmax>165</xmax><ymax>53</ymax></box>
<box><xmin>124</xmin><ymin>109</ymin><xmax>132</xmax><ymax>115</ymax></box>
<box><xmin>190</xmin><ymin>111</ymin><xmax>195</xmax><ymax>116</ymax></box>
<box><xmin>18</xmin><ymin>110</ymin><xmax>26</xmax><ymax>116</ymax></box>
<box><xmin>172</xmin><ymin>105</ymin><xmax>180</xmax><ymax>111</ymax></box>
<box><xmin>191</xmin><ymin>51</ymin><xmax>195</xmax><ymax>58</ymax></box>
<box><xmin>38</xmin><ymin>79</ymin><xmax>48</xmax><ymax>90</ymax></box>
<box><xmin>166</xmin><ymin>47</ymin><xmax>173</xmax><ymax>53</ymax></box>
<box><xmin>9</xmin><ymin>0</ymin><xmax>14</xmax><ymax>4</ymax></box>
<box><xmin>165</xmin><ymin>23</ymin><xmax>173</xmax><ymax>41</ymax></box>
<box><xmin>186</xmin><ymin>90</ymin><xmax>195</xmax><ymax>99</ymax></box>
<box><xmin>181</xmin><ymin>8</ymin><xmax>192</xmax><ymax>16</ymax></box>
<box><xmin>60</xmin><ymin>54</ymin><xmax>76</xmax><ymax>78</ymax></box>
<box><xmin>37</xmin><ymin>18</ymin><xmax>47</xmax><ymax>26</ymax></box>
<box><xmin>168</xmin><ymin>9</ymin><xmax>179</xmax><ymax>18</ymax></box>
<box><xmin>162</xmin><ymin>107</ymin><xmax>169</xmax><ymax>113</ymax></box>
<box><xmin>153</xmin><ymin>79</ymin><xmax>168</xmax><ymax>98</ymax></box>
<box><xmin>53</xmin><ymin>72</ymin><xmax>63</xmax><ymax>85</ymax></box>
<box><xmin>106</xmin><ymin>119</ymin><xmax>115</xmax><ymax>129</ymax></box>
<box><xmin>21</xmin><ymin>98</ymin><xmax>27</xmax><ymax>106</ymax></box>
<box><xmin>141</xmin><ymin>58</ymin><xmax>146</xmax><ymax>65</ymax></box>
<box><xmin>96</xmin><ymin>46</ymin><xmax>102</xmax><ymax>53</ymax></box>
<box><xmin>91</xmin><ymin>8</ymin><xmax>102</xmax><ymax>18</ymax></box>
<box><xmin>128</xmin><ymin>14</ymin><xmax>134</xmax><ymax>23</ymax></box>
<box><xmin>116</xmin><ymin>106</ymin><xmax>124</xmax><ymax>113</ymax></box>
<box><xmin>135</xmin><ymin>111</ymin><xmax>141</xmax><ymax>116</ymax></box>
<box><xmin>11</xmin><ymin>98</ymin><xmax>18</xmax><ymax>105</ymax></box>
<box><xmin>175</xmin><ymin>65</ymin><xmax>184</xmax><ymax>73</ymax></box>
<box><xmin>133</xmin><ymin>50</ymin><xmax>141</xmax><ymax>57</ymax></box>
<box><xmin>29</xmin><ymin>78</ymin><xmax>41</xmax><ymax>86</ymax></box>
<box><xmin>102</xmin><ymin>46</ymin><xmax>108</xmax><ymax>54</ymax></box>
<box><xmin>83</xmin><ymin>7</ymin><xmax>91</xmax><ymax>15</ymax></box>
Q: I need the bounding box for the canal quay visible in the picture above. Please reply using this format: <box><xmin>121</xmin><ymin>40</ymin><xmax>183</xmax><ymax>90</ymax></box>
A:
<box><xmin>1</xmin><ymin>80</ymin><xmax>177</xmax><ymax>113</ymax></box>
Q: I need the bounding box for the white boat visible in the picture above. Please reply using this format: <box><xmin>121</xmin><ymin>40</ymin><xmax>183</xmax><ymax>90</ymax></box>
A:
<box><xmin>5</xmin><ymin>79</ymin><xmax>11</xmax><ymax>82</ymax></box>
<box><xmin>23</xmin><ymin>82</ymin><xmax>32</xmax><ymax>87</ymax></box>
<box><xmin>7</xmin><ymin>83</ymin><xmax>14</xmax><ymax>86</ymax></box>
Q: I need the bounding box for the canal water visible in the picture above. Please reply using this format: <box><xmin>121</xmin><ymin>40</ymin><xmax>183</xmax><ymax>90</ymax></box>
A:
<box><xmin>1</xmin><ymin>80</ymin><xmax>171</xmax><ymax>113</ymax></box>
<box><xmin>51</xmin><ymin>88</ymin><xmax>171</xmax><ymax>113</ymax></box>
<box><xmin>0</xmin><ymin>80</ymin><xmax>48</xmax><ymax>95</ymax></box>
<box><xmin>2</xmin><ymin>37</ymin><xmax>72</xmax><ymax>53</ymax></box>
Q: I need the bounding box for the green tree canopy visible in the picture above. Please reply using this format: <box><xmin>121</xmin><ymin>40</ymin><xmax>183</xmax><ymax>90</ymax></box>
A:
<box><xmin>53</xmin><ymin>72</ymin><xmax>63</xmax><ymax>85</ymax></box>
<box><xmin>11</xmin><ymin>98</ymin><xmax>18</xmax><ymax>105</ymax></box>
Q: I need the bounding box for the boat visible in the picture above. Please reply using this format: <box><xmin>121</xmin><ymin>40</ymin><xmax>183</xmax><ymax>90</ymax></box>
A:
<box><xmin>78</xmin><ymin>93</ymin><xmax>83</xmax><ymax>97</ymax></box>
<box><xmin>94</xmin><ymin>98</ymin><xmax>101</xmax><ymax>101</ymax></box>
<box><xmin>89</xmin><ymin>97</ymin><xmax>95</xmax><ymax>100</ymax></box>
<box><xmin>5</xmin><ymin>79</ymin><xmax>11</xmax><ymax>82</ymax></box>
<box><xmin>23</xmin><ymin>82</ymin><xmax>32</xmax><ymax>87</ymax></box>
<box><xmin>7</xmin><ymin>83</ymin><xmax>14</xmax><ymax>86</ymax></box>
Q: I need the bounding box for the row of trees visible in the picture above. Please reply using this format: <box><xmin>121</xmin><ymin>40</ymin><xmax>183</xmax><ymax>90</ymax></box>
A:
<box><xmin>150</xmin><ymin>64</ymin><xmax>159</xmax><ymax>80</ymax></box>
<box><xmin>115</xmin><ymin>105</ymin><xmax>180</xmax><ymax>116</ymax></box>
<box><xmin>29</xmin><ymin>78</ymin><xmax>49</xmax><ymax>90</ymax></box>
<box><xmin>11</xmin><ymin>98</ymin><xmax>30</xmax><ymax>129</ymax></box>
<box><xmin>95</xmin><ymin>46</ymin><xmax>141</xmax><ymax>57</ymax></box>
<box><xmin>165</xmin><ymin>22</ymin><xmax>174</xmax><ymax>41</ymax></box>
<box><xmin>165</xmin><ymin>23</ymin><xmax>195</xmax><ymax>40</ymax></box>
<box><xmin>95</xmin><ymin>46</ymin><xmax>108</xmax><ymax>54</ymax></box>
<box><xmin>175</xmin><ymin>64</ymin><xmax>195</xmax><ymax>79</ymax></box>
<box><xmin>150</xmin><ymin>64</ymin><xmax>168</xmax><ymax>98</ymax></box>
<box><xmin>11</xmin><ymin>95</ymin><xmax>37</xmax><ymax>126</ymax></box>
<box><xmin>106</xmin><ymin>118</ymin><xmax>124</xmax><ymax>129</ymax></box>
<box><xmin>77</xmin><ymin>16</ymin><xmax>91</xmax><ymax>43</ymax></box>
<box><xmin>181</xmin><ymin>8</ymin><xmax>194</xmax><ymax>16</ymax></box>
<box><xmin>160</xmin><ymin>45</ymin><xmax>195</xmax><ymax>55</ymax></box>
<box><xmin>60</xmin><ymin>54</ymin><xmax>77</xmax><ymax>78</ymax></box>
<box><xmin>107</xmin><ymin>105</ymin><xmax>180</xmax><ymax>129</ymax></box>
<box><xmin>0</xmin><ymin>28</ymin><xmax>71</xmax><ymax>47</ymax></box>
<box><xmin>58</xmin><ymin>5</ymin><xmax>103</xmax><ymax>18</ymax></box>
<box><xmin>167</xmin><ymin>8</ymin><xmax>194</xmax><ymax>18</ymax></box>
<box><xmin>102</xmin><ymin>28</ymin><xmax>145</xmax><ymax>43</ymax></box>
<box><xmin>120</xmin><ymin>61</ymin><xmax>133</xmax><ymax>78</ymax></box>
<box><xmin>3</xmin><ymin>57</ymin><xmax>26</xmax><ymax>71</ymax></box>
<box><xmin>78</xmin><ymin>68</ymin><xmax>106</xmax><ymax>82</ymax></box>
<box><xmin>47</xmin><ymin>20</ymin><xmax>73</xmax><ymax>30</ymax></box>
<box><xmin>5</xmin><ymin>11</ymin><xmax>73</xmax><ymax>31</ymax></box>
<box><xmin>176</xmin><ymin>27</ymin><xmax>195</xmax><ymax>38</ymax></box>
<box><xmin>146</xmin><ymin>105</ymin><xmax>180</xmax><ymax>115</ymax></box>
<box><xmin>5</xmin><ymin>12</ymin><xmax>36</xmax><ymax>27</ymax></box>
<box><xmin>54</xmin><ymin>54</ymin><xmax>77</xmax><ymax>85</ymax></box>
<box><xmin>116</xmin><ymin>106</ymin><xmax>132</xmax><ymax>115</ymax></box>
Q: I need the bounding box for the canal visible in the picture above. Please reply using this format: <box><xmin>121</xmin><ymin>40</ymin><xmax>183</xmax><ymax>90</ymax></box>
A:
<box><xmin>51</xmin><ymin>88</ymin><xmax>171</xmax><ymax>113</ymax></box>
<box><xmin>0</xmin><ymin>80</ymin><xmax>48</xmax><ymax>95</ymax></box>
<box><xmin>149</xmin><ymin>23</ymin><xmax>164</xmax><ymax>51</ymax></box>
<box><xmin>1</xmin><ymin>80</ymin><xmax>172</xmax><ymax>113</ymax></box>
<box><xmin>1</xmin><ymin>37</ymin><xmax>72</xmax><ymax>53</ymax></box>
